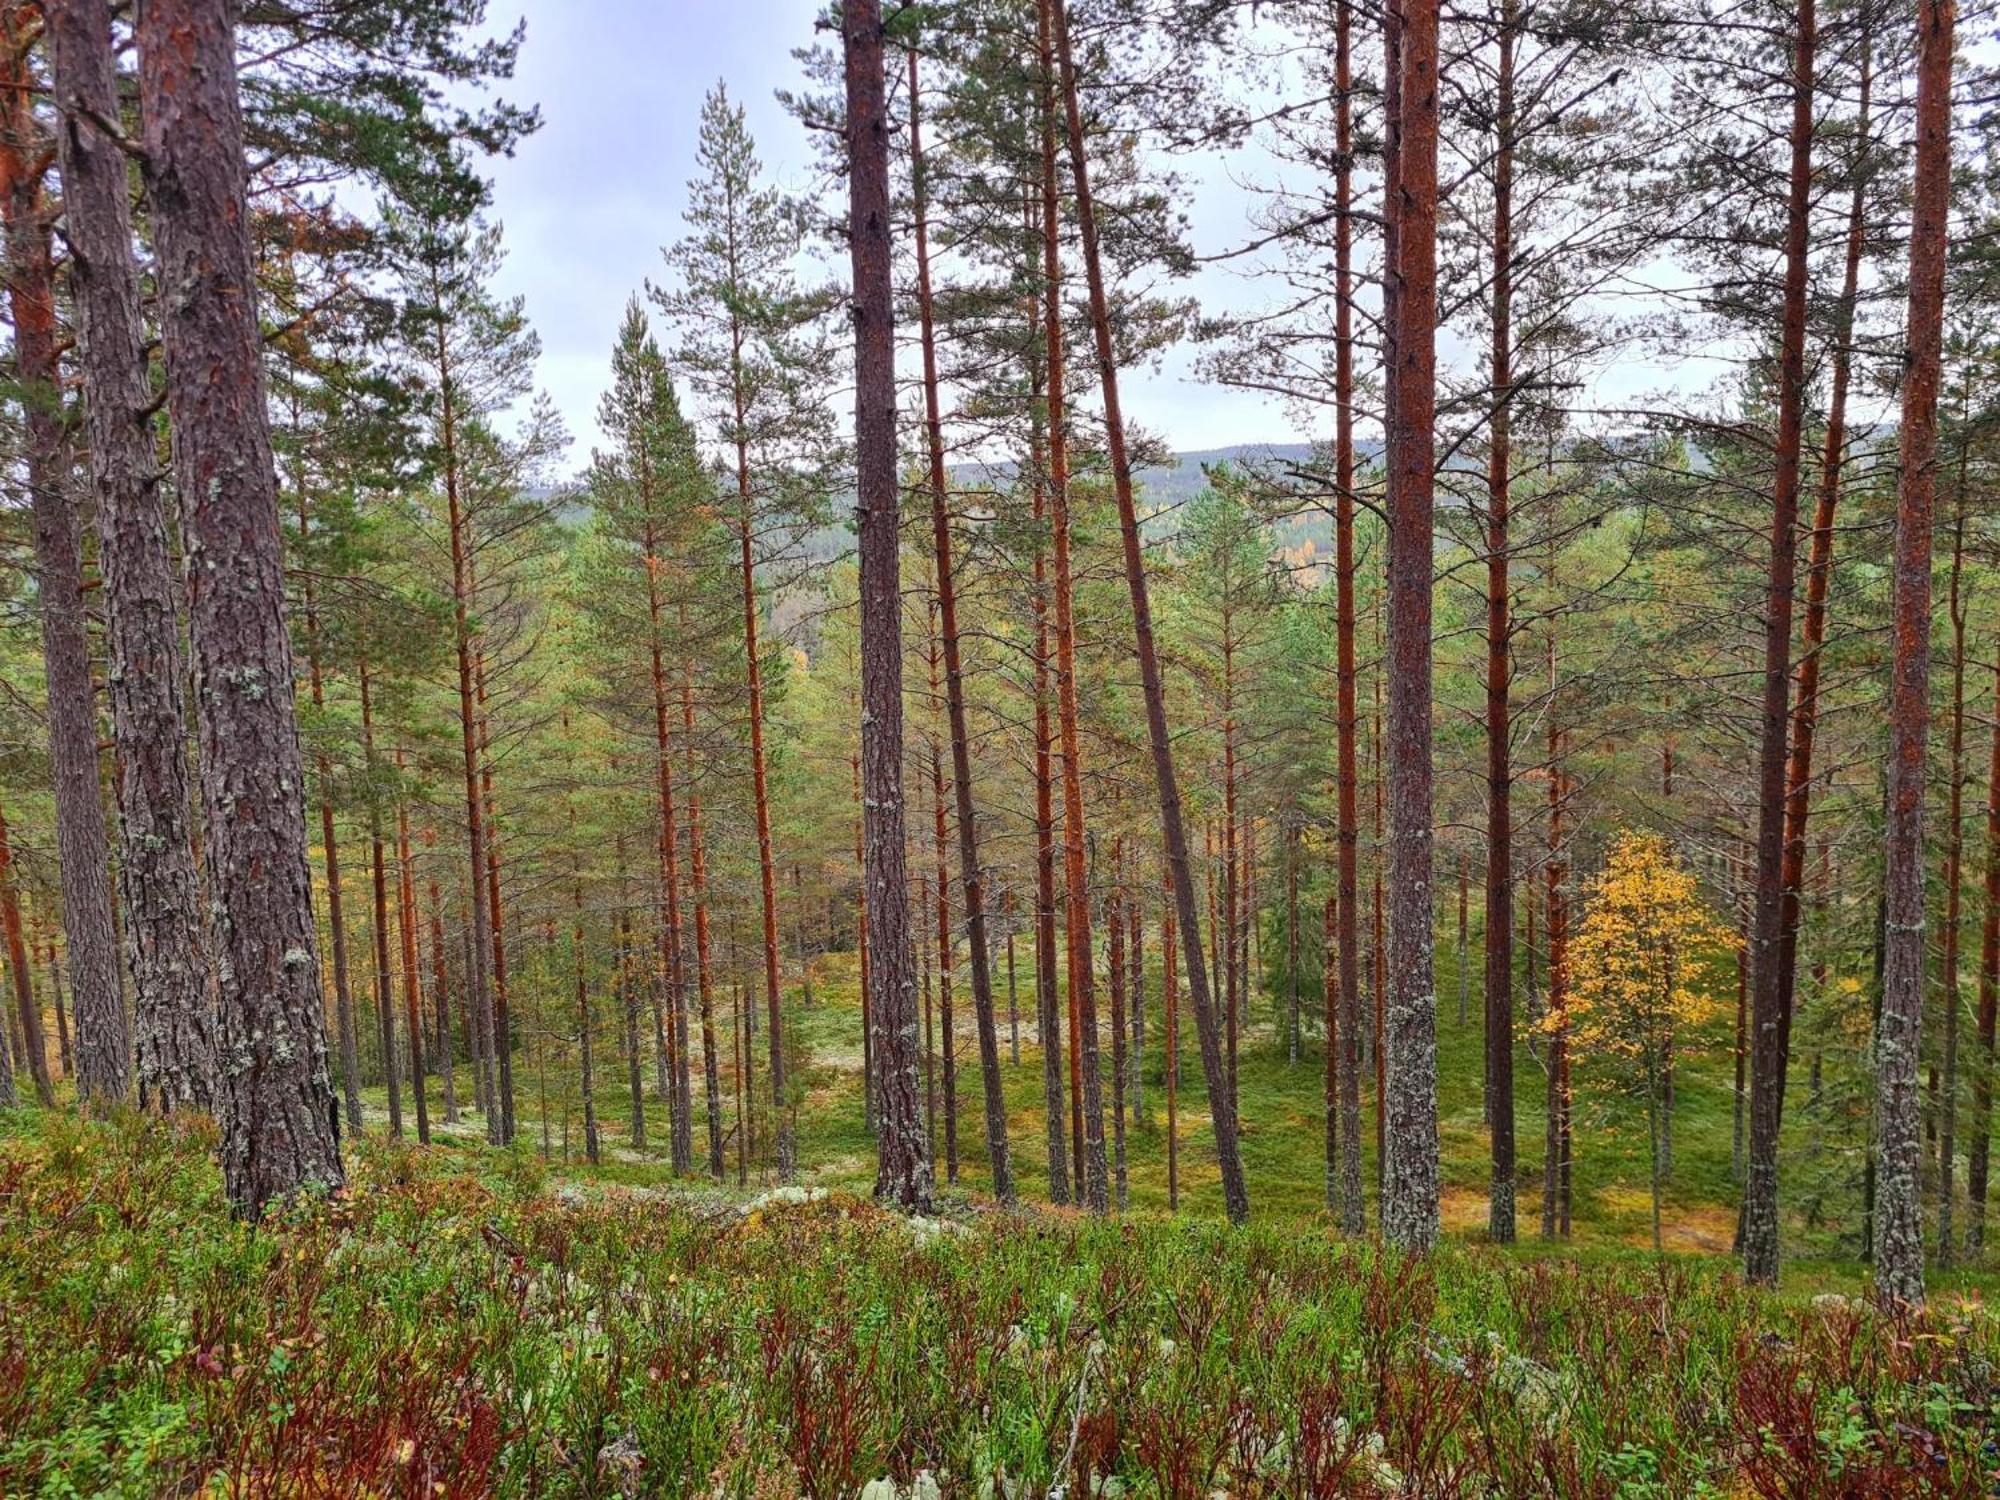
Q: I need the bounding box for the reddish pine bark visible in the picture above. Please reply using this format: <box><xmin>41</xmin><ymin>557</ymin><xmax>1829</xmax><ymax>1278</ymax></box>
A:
<box><xmin>1541</xmin><ymin>638</ymin><xmax>1572</xmax><ymax>1238</ymax></box>
<box><xmin>425</xmin><ymin>831</ymin><xmax>457</xmax><ymax>1122</ymax></box>
<box><xmin>910</xmin><ymin>51</ymin><xmax>1013</xmax><ymax>1201</ymax></box>
<box><xmin>1034</xmin><ymin>6</ymin><xmax>1105</xmax><ymax>1211</ymax></box>
<box><xmin>1030</xmin><ymin>381</ymin><xmax>1069</xmax><ymax>1205</ymax></box>
<box><xmin>645</xmin><ymin>522</ymin><xmax>693</xmax><ymax>1172</ymax></box>
<box><xmin>1046</xmin><ymin>0</ymin><xmax>1248</xmax><ymax>1221</ymax></box>
<box><xmin>475</xmin><ymin>647</ymin><xmax>515</xmax><ymax>1142</ymax></box>
<box><xmin>1109</xmin><ymin>853</ymin><xmax>1130</xmax><ymax>1212</ymax></box>
<box><xmin>1164</xmin><ymin>872</ymin><xmax>1180</xmax><ymax>1211</ymax></box>
<box><xmin>1773</xmin><ymin>39</ymin><xmax>1872</xmax><ymax>1084</ymax></box>
<box><xmin>853</xmin><ymin>753</ymin><xmax>875</xmax><ymax>1134</ymax></box>
<box><xmin>298</xmin><ymin>491</ymin><xmax>363</xmax><ymax>1130</ymax></box>
<box><xmin>1971</xmin><ymin>636</ymin><xmax>2000</xmax><ymax>1253</ymax></box>
<box><xmin>685</xmin><ymin>624</ymin><xmax>724</xmax><ymax>1177</ymax></box>
<box><xmin>1331</xmin><ymin>0</ymin><xmax>1365</xmax><ymax>1232</ymax></box>
<box><xmin>435</xmin><ymin>289</ymin><xmax>502</xmax><ymax>1145</ymax></box>
<box><xmin>1876</xmin><ymin>0</ymin><xmax>1952</xmax><ymax>1310</ymax></box>
<box><xmin>927</xmin><ymin>610</ymin><xmax>959</xmax><ymax>1184</ymax></box>
<box><xmin>1939</xmin><ymin>499</ymin><xmax>1970</xmax><ymax>1265</ymax></box>
<box><xmin>1740</xmin><ymin>0</ymin><xmax>1818</xmax><ymax>1289</ymax></box>
<box><xmin>0</xmin><ymin>795</ymin><xmax>50</xmax><ymax>1104</ymax></box>
<box><xmin>1224</xmin><ymin>619</ymin><xmax>1241</xmax><ymax>1105</ymax></box>
<box><xmin>360</xmin><ymin>663</ymin><xmax>402</xmax><ymax>1138</ymax></box>
<box><xmin>394</xmin><ymin>756</ymin><xmax>429</xmax><ymax>1143</ymax></box>
<box><xmin>573</xmin><ymin>807</ymin><xmax>599</xmax><ymax>1166</ymax></box>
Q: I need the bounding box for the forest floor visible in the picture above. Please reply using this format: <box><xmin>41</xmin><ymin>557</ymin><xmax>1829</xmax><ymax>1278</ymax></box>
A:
<box><xmin>435</xmin><ymin>947</ymin><xmax>1985</xmax><ymax>1292</ymax></box>
<box><xmin>6</xmin><ymin>947</ymin><xmax>2000</xmax><ymax>1495</ymax></box>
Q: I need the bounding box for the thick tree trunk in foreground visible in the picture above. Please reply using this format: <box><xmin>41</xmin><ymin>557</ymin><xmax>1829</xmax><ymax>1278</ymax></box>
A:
<box><xmin>911</xmin><ymin>51</ymin><xmax>1013</xmax><ymax>1203</ymax></box>
<box><xmin>1048</xmin><ymin>0</ymin><xmax>1248</xmax><ymax>1222</ymax></box>
<box><xmin>0</xmin><ymin>17</ymin><xmax>126</xmax><ymax>1108</ymax></box>
<box><xmin>1876</xmin><ymin>0</ymin><xmax>1952</xmax><ymax>1308</ymax></box>
<box><xmin>1740</xmin><ymin>0</ymin><xmax>1817</xmax><ymax>1289</ymax></box>
<box><xmin>1381</xmin><ymin>0</ymin><xmax>1442</xmax><ymax>1252</ymax></box>
<box><xmin>49</xmin><ymin>0</ymin><xmax>213</xmax><ymax>1113</ymax></box>
<box><xmin>139</xmin><ymin>0</ymin><xmax>341</xmax><ymax>1212</ymax></box>
<box><xmin>845</xmin><ymin>0</ymin><xmax>929</xmax><ymax>1212</ymax></box>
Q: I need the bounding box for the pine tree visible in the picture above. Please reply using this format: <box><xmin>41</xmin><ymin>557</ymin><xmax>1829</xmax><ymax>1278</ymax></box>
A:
<box><xmin>655</xmin><ymin>85</ymin><xmax>836</xmax><ymax>1185</ymax></box>
<box><xmin>138</xmin><ymin>0</ymin><xmax>342</xmax><ymax>1213</ymax></box>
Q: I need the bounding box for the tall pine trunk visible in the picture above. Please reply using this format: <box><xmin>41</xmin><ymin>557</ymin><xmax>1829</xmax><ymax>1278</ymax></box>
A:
<box><xmin>1035</xmin><ymin>13</ymin><xmax>1106</xmax><ymax>1211</ymax></box>
<box><xmin>1740</xmin><ymin>0</ymin><xmax>1818</xmax><ymax>1289</ymax></box>
<box><xmin>1109</xmin><ymin>851</ymin><xmax>1130</xmax><ymax>1210</ymax></box>
<box><xmin>573</xmin><ymin>799</ymin><xmax>599</xmax><ymax>1166</ymax></box>
<box><xmin>360</xmin><ymin>663</ymin><xmax>402</xmax><ymax>1137</ymax></box>
<box><xmin>436</xmin><ymin>306</ymin><xmax>502</xmax><ymax>1145</ymax></box>
<box><xmin>1774</xmin><ymin>36</ymin><xmax>1871</xmax><ymax>1082</ymax></box>
<box><xmin>1542</xmin><ymin>630</ymin><xmax>1572</xmax><ymax>1237</ymax></box>
<box><xmin>1031</xmin><ymin>389</ymin><xmax>1069</xmax><ymax>1204</ymax></box>
<box><xmin>927</xmin><ymin>611</ymin><xmax>960</xmax><ymax>1184</ymax></box>
<box><xmin>854</xmin><ymin>754</ymin><xmax>875</xmax><ymax>1132</ymax></box>
<box><xmin>475</xmin><ymin>648</ymin><xmax>515</xmax><ymax>1141</ymax></box>
<box><xmin>48</xmin><ymin>0</ymin><xmax>212</xmax><ymax>1112</ymax></box>
<box><xmin>1382</xmin><ymin>0</ymin><xmax>1442</xmax><ymax>1251</ymax></box>
<box><xmin>682</xmin><ymin>626</ymin><xmax>725</xmax><ymax>1178</ymax></box>
<box><xmin>1331</xmin><ymin>0</ymin><xmax>1365</xmax><ymax>1232</ymax></box>
<box><xmin>0</xmin><ymin>796</ymin><xmax>51</xmax><ymax>1104</ymax></box>
<box><xmin>0</xmin><ymin>16</ymin><xmax>126</xmax><ymax>1107</ymax></box>
<box><xmin>1938</xmin><ymin>496</ymin><xmax>1969</xmax><ymax>1266</ymax></box>
<box><xmin>1047</xmin><ymin>0</ymin><xmax>1248</xmax><ymax>1222</ymax></box>
<box><xmin>845</xmin><ymin>0</ymin><xmax>929</xmax><ymax>1212</ymax></box>
<box><xmin>1970</xmin><ymin>636</ymin><xmax>2000</xmax><ymax>1254</ymax></box>
<box><xmin>139</xmin><ymin>0</ymin><xmax>341</xmax><ymax>1211</ymax></box>
<box><xmin>426</xmin><ymin>836</ymin><xmax>457</xmax><ymax>1122</ymax></box>
<box><xmin>910</xmin><ymin>51</ymin><xmax>1013</xmax><ymax>1201</ymax></box>
<box><xmin>1875</xmin><ymin>0</ymin><xmax>1952</xmax><ymax>1308</ymax></box>
<box><xmin>299</xmin><ymin>494</ymin><xmax>362</xmax><ymax>1130</ymax></box>
<box><xmin>646</xmin><ymin>525</ymin><xmax>693</xmax><ymax>1172</ymax></box>
<box><xmin>395</xmin><ymin>755</ymin><xmax>429</xmax><ymax>1143</ymax></box>
<box><xmin>734</xmin><ymin>489</ymin><xmax>791</xmax><ymax>1180</ymax></box>
<box><xmin>1483</xmin><ymin>0</ymin><xmax>1518</xmax><ymax>1244</ymax></box>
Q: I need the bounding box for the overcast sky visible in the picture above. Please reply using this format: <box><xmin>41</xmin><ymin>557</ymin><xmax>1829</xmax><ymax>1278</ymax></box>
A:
<box><xmin>473</xmin><ymin>0</ymin><xmax>1295</xmax><ymax>472</ymax></box>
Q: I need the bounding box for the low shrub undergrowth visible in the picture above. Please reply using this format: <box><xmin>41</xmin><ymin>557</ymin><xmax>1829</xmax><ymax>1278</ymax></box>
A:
<box><xmin>1</xmin><ymin>1111</ymin><xmax>1994</xmax><ymax>1497</ymax></box>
